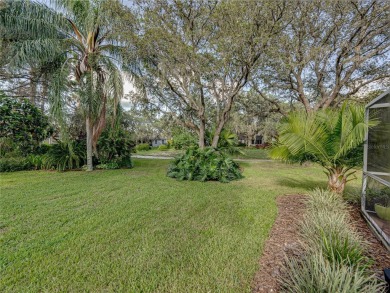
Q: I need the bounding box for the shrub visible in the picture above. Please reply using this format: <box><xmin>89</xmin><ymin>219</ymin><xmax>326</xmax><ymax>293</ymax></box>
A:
<box><xmin>0</xmin><ymin>95</ymin><xmax>52</xmax><ymax>155</ymax></box>
<box><xmin>97</xmin><ymin>128</ymin><xmax>133</xmax><ymax>168</ymax></box>
<box><xmin>43</xmin><ymin>141</ymin><xmax>85</xmax><ymax>171</ymax></box>
<box><xmin>135</xmin><ymin>143</ymin><xmax>150</xmax><ymax>152</ymax></box>
<box><xmin>172</xmin><ymin>132</ymin><xmax>197</xmax><ymax>149</ymax></box>
<box><xmin>0</xmin><ymin>157</ymin><xmax>31</xmax><ymax>172</ymax></box>
<box><xmin>158</xmin><ymin>144</ymin><xmax>169</xmax><ymax>151</ymax></box>
<box><xmin>26</xmin><ymin>154</ymin><xmax>44</xmax><ymax>170</ymax></box>
<box><xmin>167</xmin><ymin>147</ymin><xmax>243</xmax><ymax>183</ymax></box>
<box><xmin>281</xmin><ymin>252</ymin><xmax>385</xmax><ymax>293</ymax></box>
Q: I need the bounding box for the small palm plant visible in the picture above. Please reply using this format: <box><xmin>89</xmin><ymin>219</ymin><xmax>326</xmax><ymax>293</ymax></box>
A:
<box><xmin>270</xmin><ymin>103</ymin><xmax>373</xmax><ymax>194</ymax></box>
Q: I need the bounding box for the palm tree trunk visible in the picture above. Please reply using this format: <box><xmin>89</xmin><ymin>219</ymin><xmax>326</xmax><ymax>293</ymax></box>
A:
<box><xmin>326</xmin><ymin>167</ymin><xmax>347</xmax><ymax>194</ymax></box>
<box><xmin>86</xmin><ymin>117</ymin><xmax>93</xmax><ymax>171</ymax></box>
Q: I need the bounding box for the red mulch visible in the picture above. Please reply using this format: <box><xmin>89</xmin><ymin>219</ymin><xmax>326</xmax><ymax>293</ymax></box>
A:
<box><xmin>251</xmin><ymin>195</ymin><xmax>390</xmax><ymax>293</ymax></box>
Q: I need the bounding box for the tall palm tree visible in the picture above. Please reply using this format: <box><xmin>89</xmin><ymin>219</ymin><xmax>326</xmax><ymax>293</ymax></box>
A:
<box><xmin>270</xmin><ymin>103</ymin><xmax>373</xmax><ymax>194</ymax></box>
<box><xmin>1</xmin><ymin>0</ymin><xmax>136</xmax><ymax>171</ymax></box>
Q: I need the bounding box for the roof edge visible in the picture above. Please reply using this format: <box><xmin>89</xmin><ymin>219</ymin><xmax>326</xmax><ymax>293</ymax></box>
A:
<box><xmin>366</xmin><ymin>89</ymin><xmax>390</xmax><ymax>108</ymax></box>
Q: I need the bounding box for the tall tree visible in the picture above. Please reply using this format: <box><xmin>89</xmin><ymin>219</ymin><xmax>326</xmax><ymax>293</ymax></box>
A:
<box><xmin>1</xmin><ymin>0</ymin><xmax>138</xmax><ymax>170</ymax></box>
<box><xmin>229</xmin><ymin>90</ymin><xmax>285</xmax><ymax>146</ymax></box>
<box><xmin>134</xmin><ymin>0</ymin><xmax>286</xmax><ymax>148</ymax></box>
<box><xmin>255</xmin><ymin>0</ymin><xmax>390</xmax><ymax>112</ymax></box>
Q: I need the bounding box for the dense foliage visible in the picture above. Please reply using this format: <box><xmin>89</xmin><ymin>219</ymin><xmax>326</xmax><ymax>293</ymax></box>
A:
<box><xmin>167</xmin><ymin>147</ymin><xmax>242</xmax><ymax>183</ymax></box>
<box><xmin>0</xmin><ymin>157</ymin><xmax>32</xmax><ymax>172</ymax></box>
<box><xmin>43</xmin><ymin>141</ymin><xmax>86</xmax><ymax>171</ymax></box>
<box><xmin>0</xmin><ymin>96</ymin><xmax>52</xmax><ymax>155</ymax></box>
<box><xmin>135</xmin><ymin>143</ymin><xmax>150</xmax><ymax>152</ymax></box>
<box><xmin>1</xmin><ymin>0</ymin><xmax>137</xmax><ymax>171</ymax></box>
<box><xmin>172</xmin><ymin>132</ymin><xmax>198</xmax><ymax>150</ymax></box>
<box><xmin>281</xmin><ymin>189</ymin><xmax>385</xmax><ymax>292</ymax></box>
<box><xmin>97</xmin><ymin>128</ymin><xmax>133</xmax><ymax>169</ymax></box>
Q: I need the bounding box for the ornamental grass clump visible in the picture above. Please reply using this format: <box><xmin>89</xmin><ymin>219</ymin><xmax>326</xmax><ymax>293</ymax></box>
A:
<box><xmin>167</xmin><ymin>147</ymin><xmax>242</xmax><ymax>183</ymax></box>
<box><xmin>280</xmin><ymin>189</ymin><xmax>385</xmax><ymax>292</ymax></box>
<box><xmin>302</xmin><ymin>189</ymin><xmax>370</xmax><ymax>269</ymax></box>
<box><xmin>281</xmin><ymin>252</ymin><xmax>385</xmax><ymax>293</ymax></box>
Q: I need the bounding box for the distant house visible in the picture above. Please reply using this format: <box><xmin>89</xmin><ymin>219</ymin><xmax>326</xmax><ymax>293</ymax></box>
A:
<box><xmin>151</xmin><ymin>138</ymin><xmax>167</xmax><ymax>147</ymax></box>
<box><xmin>238</xmin><ymin>134</ymin><xmax>263</xmax><ymax>146</ymax></box>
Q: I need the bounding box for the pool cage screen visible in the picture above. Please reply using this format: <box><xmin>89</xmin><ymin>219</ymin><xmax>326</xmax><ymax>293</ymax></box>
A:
<box><xmin>362</xmin><ymin>90</ymin><xmax>390</xmax><ymax>250</ymax></box>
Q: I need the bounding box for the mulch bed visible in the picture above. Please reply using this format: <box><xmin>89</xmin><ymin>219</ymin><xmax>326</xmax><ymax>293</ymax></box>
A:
<box><xmin>251</xmin><ymin>195</ymin><xmax>390</xmax><ymax>293</ymax></box>
<box><xmin>252</xmin><ymin>194</ymin><xmax>306</xmax><ymax>293</ymax></box>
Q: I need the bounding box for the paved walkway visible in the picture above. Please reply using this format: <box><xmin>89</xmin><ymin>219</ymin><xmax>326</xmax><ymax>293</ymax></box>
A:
<box><xmin>132</xmin><ymin>155</ymin><xmax>173</xmax><ymax>160</ymax></box>
<box><xmin>132</xmin><ymin>155</ymin><xmax>273</xmax><ymax>162</ymax></box>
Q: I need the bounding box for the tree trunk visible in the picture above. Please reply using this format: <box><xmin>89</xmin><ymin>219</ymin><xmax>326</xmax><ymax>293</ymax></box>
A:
<box><xmin>30</xmin><ymin>70</ymin><xmax>36</xmax><ymax>105</ymax></box>
<box><xmin>41</xmin><ymin>75</ymin><xmax>48</xmax><ymax>112</ymax></box>
<box><xmin>326</xmin><ymin>167</ymin><xmax>347</xmax><ymax>194</ymax></box>
<box><xmin>86</xmin><ymin>117</ymin><xmax>94</xmax><ymax>171</ymax></box>
<box><xmin>211</xmin><ymin>118</ymin><xmax>226</xmax><ymax>148</ymax></box>
<box><xmin>199</xmin><ymin>117</ymin><xmax>206</xmax><ymax>149</ymax></box>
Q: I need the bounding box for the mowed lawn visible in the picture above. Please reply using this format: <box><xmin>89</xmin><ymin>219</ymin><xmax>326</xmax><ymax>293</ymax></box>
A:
<box><xmin>0</xmin><ymin>159</ymin><xmax>361</xmax><ymax>292</ymax></box>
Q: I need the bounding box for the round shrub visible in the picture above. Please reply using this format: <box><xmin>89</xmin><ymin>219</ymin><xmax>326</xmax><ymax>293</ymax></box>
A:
<box><xmin>158</xmin><ymin>144</ymin><xmax>169</xmax><ymax>151</ymax></box>
<box><xmin>167</xmin><ymin>147</ymin><xmax>243</xmax><ymax>183</ymax></box>
<box><xmin>135</xmin><ymin>143</ymin><xmax>150</xmax><ymax>152</ymax></box>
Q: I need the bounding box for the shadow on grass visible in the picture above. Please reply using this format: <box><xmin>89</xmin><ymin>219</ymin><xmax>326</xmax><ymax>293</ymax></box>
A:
<box><xmin>276</xmin><ymin>177</ymin><xmax>327</xmax><ymax>192</ymax></box>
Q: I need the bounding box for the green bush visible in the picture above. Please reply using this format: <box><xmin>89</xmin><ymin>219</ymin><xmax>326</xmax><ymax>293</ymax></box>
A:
<box><xmin>135</xmin><ymin>143</ymin><xmax>150</xmax><ymax>151</ymax></box>
<box><xmin>43</xmin><ymin>141</ymin><xmax>85</xmax><ymax>171</ymax></box>
<box><xmin>97</xmin><ymin>128</ymin><xmax>133</xmax><ymax>168</ymax></box>
<box><xmin>0</xmin><ymin>157</ymin><xmax>31</xmax><ymax>172</ymax></box>
<box><xmin>158</xmin><ymin>144</ymin><xmax>169</xmax><ymax>151</ymax></box>
<box><xmin>281</xmin><ymin>252</ymin><xmax>385</xmax><ymax>293</ymax></box>
<box><xmin>26</xmin><ymin>154</ymin><xmax>44</xmax><ymax>170</ymax></box>
<box><xmin>172</xmin><ymin>132</ymin><xmax>197</xmax><ymax>149</ymax></box>
<box><xmin>167</xmin><ymin>147</ymin><xmax>243</xmax><ymax>183</ymax></box>
<box><xmin>0</xmin><ymin>95</ymin><xmax>52</xmax><ymax>155</ymax></box>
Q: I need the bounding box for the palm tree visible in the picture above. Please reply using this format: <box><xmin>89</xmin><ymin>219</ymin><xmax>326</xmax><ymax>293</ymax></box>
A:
<box><xmin>270</xmin><ymin>103</ymin><xmax>373</xmax><ymax>194</ymax></box>
<box><xmin>1</xmin><ymin>0</ymin><xmax>136</xmax><ymax>171</ymax></box>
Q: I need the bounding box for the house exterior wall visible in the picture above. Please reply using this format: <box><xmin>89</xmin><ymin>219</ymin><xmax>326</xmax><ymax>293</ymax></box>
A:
<box><xmin>151</xmin><ymin>139</ymin><xmax>166</xmax><ymax>147</ymax></box>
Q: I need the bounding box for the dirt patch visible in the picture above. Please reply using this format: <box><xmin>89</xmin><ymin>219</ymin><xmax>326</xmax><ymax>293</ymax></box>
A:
<box><xmin>252</xmin><ymin>194</ymin><xmax>306</xmax><ymax>293</ymax></box>
<box><xmin>348</xmin><ymin>204</ymin><xmax>390</xmax><ymax>277</ymax></box>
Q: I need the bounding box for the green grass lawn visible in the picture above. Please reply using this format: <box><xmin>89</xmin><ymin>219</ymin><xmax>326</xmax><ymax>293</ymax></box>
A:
<box><xmin>0</xmin><ymin>159</ymin><xmax>361</xmax><ymax>292</ymax></box>
<box><xmin>135</xmin><ymin>148</ymin><xmax>184</xmax><ymax>157</ymax></box>
<box><xmin>232</xmin><ymin>148</ymin><xmax>270</xmax><ymax>160</ymax></box>
<box><xmin>136</xmin><ymin>147</ymin><xmax>270</xmax><ymax>160</ymax></box>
